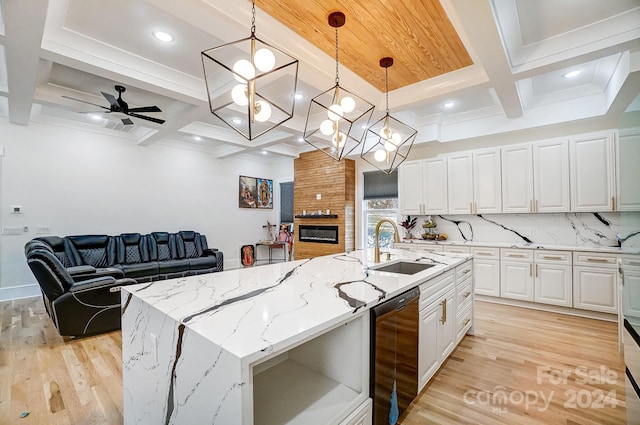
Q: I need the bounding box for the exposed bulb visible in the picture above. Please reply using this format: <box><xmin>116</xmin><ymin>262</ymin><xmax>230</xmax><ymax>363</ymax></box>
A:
<box><xmin>320</xmin><ymin>119</ymin><xmax>334</xmax><ymax>136</ymax></box>
<box><xmin>328</xmin><ymin>104</ymin><xmax>343</xmax><ymax>121</ymax></box>
<box><xmin>254</xmin><ymin>100</ymin><xmax>272</xmax><ymax>122</ymax></box>
<box><xmin>231</xmin><ymin>84</ymin><xmax>248</xmax><ymax>106</ymax></box>
<box><xmin>392</xmin><ymin>132</ymin><xmax>402</xmax><ymax>144</ymax></box>
<box><xmin>374</xmin><ymin>149</ymin><xmax>387</xmax><ymax>162</ymax></box>
<box><xmin>384</xmin><ymin>140</ymin><xmax>397</xmax><ymax>152</ymax></box>
<box><xmin>232</xmin><ymin>59</ymin><xmax>255</xmax><ymax>83</ymax></box>
<box><xmin>332</xmin><ymin>131</ymin><xmax>346</xmax><ymax>149</ymax></box>
<box><xmin>254</xmin><ymin>48</ymin><xmax>275</xmax><ymax>72</ymax></box>
<box><xmin>341</xmin><ymin>96</ymin><xmax>355</xmax><ymax>113</ymax></box>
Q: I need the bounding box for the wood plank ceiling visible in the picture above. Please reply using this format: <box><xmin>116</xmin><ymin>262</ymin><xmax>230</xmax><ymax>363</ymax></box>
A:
<box><xmin>256</xmin><ymin>0</ymin><xmax>474</xmax><ymax>91</ymax></box>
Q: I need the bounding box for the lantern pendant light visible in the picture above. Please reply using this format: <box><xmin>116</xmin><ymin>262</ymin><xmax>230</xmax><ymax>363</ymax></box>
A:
<box><xmin>303</xmin><ymin>12</ymin><xmax>374</xmax><ymax>161</ymax></box>
<box><xmin>361</xmin><ymin>57</ymin><xmax>417</xmax><ymax>174</ymax></box>
<box><xmin>201</xmin><ymin>0</ymin><xmax>299</xmax><ymax>140</ymax></box>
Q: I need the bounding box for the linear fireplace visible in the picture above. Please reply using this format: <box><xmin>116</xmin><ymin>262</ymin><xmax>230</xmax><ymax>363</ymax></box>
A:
<box><xmin>298</xmin><ymin>225</ymin><xmax>339</xmax><ymax>244</ymax></box>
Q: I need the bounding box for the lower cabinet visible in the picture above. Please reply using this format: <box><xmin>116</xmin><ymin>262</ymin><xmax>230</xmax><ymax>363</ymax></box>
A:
<box><xmin>418</xmin><ymin>262</ymin><xmax>473</xmax><ymax>393</ymax></box>
<box><xmin>472</xmin><ymin>247</ymin><xmax>500</xmax><ymax>297</ymax></box>
<box><xmin>573</xmin><ymin>252</ymin><xmax>618</xmax><ymax>314</ymax></box>
<box><xmin>500</xmin><ymin>250</ymin><xmax>534</xmax><ymax>301</ymax></box>
<box><xmin>339</xmin><ymin>399</ymin><xmax>372</xmax><ymax>425</ymax></box>
<box><xmin>533</xmin><ymin>251</ymin><xmax>572</xmax><ymax>307</ymax></box>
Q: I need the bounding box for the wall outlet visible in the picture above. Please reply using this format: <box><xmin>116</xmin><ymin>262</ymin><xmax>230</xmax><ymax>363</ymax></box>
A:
<box><xmin>316</xmin><ymin>194</ymin><xmax>321</xmax><ymax>200</ymax></box>
<box><xmin>2</xmin><ymin>226</ymin><xmax>23</xmax><ymax>235</ymax></box>
<box><xmin>149</xmin><ymin>333</ymin><xmax>158</xmax><ymax>363</ymax></box>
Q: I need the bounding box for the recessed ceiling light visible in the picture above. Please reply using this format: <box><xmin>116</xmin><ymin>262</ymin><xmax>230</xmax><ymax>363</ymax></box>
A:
<box><xmin>232</xmin><ymin>118</ymin><xmax>242</xmax><ymax>124</ymax></box>
<box><xmin>152</xmin><ymin>30</ymin><xmax>174</xmax><ymax>43</ymax></box>
<box><xmin>89</xmin><ymin>114</ymin><xmax>101</xmax><ymax>120</ymax></box>
<box><xmin>294</xmin><ymin>93</ymin><xmax>304</xmax><ymax>100</ymax></box>
<box><xmin>262</xmin><ymin>150</ymin><xmax>268</xmax><ymax>155</ymax></box>
<box><xmin>563</xmin><ymin>70</ymin><xmax>582</xmax><ymax>79</ymax></box>
<box><xmin>361</xmin><ymin>124</ymin><xmax>367</xmax><ymax>129</ymax></box>
<box><xmin>193</xmin><ymin>136</ymin><xmax>202</xmax><ymax>141</ymax></box>
<box><xmin>443</xmin><ymin>101</ymin><xmax>456</xmax><ymax>109</ymax></box>
<box><xmin>297</xmin><ymin>137</ymin><xmax>304</xmax><ymax>142</ymax></box>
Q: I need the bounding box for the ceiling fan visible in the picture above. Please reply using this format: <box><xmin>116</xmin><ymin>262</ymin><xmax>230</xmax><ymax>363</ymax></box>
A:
<box><xmin>63</xmin><ymin>85</ymin><xmax>165</xmax><ymax>125</ymax></box>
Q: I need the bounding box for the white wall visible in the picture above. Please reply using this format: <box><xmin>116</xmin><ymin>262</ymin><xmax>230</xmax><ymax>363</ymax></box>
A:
<box><xmin>0</xmin><ymin>118</ymin><xmax>293</xmax><ymax>298</ymax></box>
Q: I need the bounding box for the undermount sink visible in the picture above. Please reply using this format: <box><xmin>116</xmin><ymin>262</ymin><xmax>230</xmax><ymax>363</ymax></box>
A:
<box><xmin>370</xmin><ymin>261</ymin><xmax>436</xmax><ymax>275</ymax></box>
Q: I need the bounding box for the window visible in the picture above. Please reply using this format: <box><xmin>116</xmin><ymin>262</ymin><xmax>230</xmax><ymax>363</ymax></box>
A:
<box><xmin>363</xmin><ymin>171</ymin><xmax>398</xmax><ymax>249</ymax></box>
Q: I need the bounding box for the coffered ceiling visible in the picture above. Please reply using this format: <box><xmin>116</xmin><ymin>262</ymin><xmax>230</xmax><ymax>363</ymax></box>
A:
<box><xmin>0</xmin><ymin>0</ymin><xmax>638</xmax><ymax>161</ymax></box>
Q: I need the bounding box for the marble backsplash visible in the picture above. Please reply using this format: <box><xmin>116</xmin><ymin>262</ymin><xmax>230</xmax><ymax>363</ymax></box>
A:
<box><xmin>409</xmin><ymin>212</ymin><xmax>640</xmax><ymax>248</ymax></box>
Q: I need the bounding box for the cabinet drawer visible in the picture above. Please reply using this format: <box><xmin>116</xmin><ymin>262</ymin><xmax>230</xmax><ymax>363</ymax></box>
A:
<box><xmin>444</xmin><ymin>246</ymin><xmax>471</xmax><ymax>254</ymax></box>
<box><xmin>621</xmin><ymin>255</ymin><xmax>640</xmax><ymax>269</ymax></box>
<box><xmin>456</xmin><ymin>305</ymin><xmax>473</xmax><ymax>340</ymax></box>
<box><xmin>417</xmin><ymin>244</ymin><xmax>444</xmax><ymax>253</ymax></box>
<box><xmin>420</xmin><ymin>270</ymin><xmax>455</xmax><ymax>310</ymax></box>
<box><xmin>501</xmin><ymin>249</ymin><xmax>533</xmax><ymax>262</ymax></box>
<box><xmin>534</xmin><ymin>250</ymin><xmax>571</xmax><ymax>265</ymax></box>
<box><xmin>456</xmin><ymin>278</ymin><xmax>473</xmax><ymax>309</ymax></box>
<box><xmin>456</xmin><ymin>261</ymin><xmax>473</xmax><ymax>281</ymax></box>
<box><xmin>471</xmin><ymin>246</ymin><xmax>500</xmax><ymax>259</ymax></box>
<box><xmin>573</xmin><ymin>252</ymin><xmax>618</xmax><ymax>268</ymax></box>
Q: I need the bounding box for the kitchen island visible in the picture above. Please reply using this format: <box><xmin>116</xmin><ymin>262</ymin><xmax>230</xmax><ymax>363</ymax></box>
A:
<box><xmin>121</xmin><ymin>248</ymin><xmax>472</xmax><ymax>425</ymax></box>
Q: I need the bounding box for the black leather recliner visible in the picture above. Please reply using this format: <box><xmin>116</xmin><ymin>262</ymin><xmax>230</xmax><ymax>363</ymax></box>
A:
<box><xmin>115</xmin><ymin>233</ymin><xmax>159</xmax><ymax>282</ymax></box>
<box><xmin>25</xmin><ymin>241</ymin><xmax>137</xmax><ymax>336</ymax></box>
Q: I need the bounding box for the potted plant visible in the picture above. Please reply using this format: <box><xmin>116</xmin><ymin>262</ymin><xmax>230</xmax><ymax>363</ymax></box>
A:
<box><xmin>400</xmin><ymin>216</ymin><xmax>417</xmax><ymax>240</ymax></box>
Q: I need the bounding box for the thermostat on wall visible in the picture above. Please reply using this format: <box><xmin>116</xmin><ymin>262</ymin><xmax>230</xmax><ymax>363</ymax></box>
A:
<box><xmin>11</xmin><ymin>205</ymin><xmax>22</xmax><ymax>214</ymax></box>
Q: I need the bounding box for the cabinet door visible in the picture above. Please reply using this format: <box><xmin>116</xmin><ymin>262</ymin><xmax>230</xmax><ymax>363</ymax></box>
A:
<box><xmin>535</xmin><ymin>264</ymin><xmax>572</xmax><ymax>307</ymax></box>
<box><xmin>501</xmin><ymin>261</ymin><xmax>534</xmax><ymax>301</ymax></box>
<box><xmin>418</xmin><ymin>305</ymin><xmax>439</xmax><ymax>391</ymax></box>
<box><xmin>474</xmin><ymin>259</ymin><xmax>500</xmax><ymax>297</ymax></box>
<box><xmin>622</xmin><ymin>268</ymin><xmax>640</xmax><ymax>318</ymax></box>
<box><xmin>502</xmin><ymin>144</ymin><xmax>533</xmax><ymax>213</ymax></box>
<box><xmin>447</xmin><ymin>153</ymin><xmax>473</xmax><ymax>214</ymax></box>
<box><xmin>570</xmin><ymin>132</ymin><xmax>615</xmax><ymax>212</ymax></box>
<box><xmin>423</xmin><ymin>158</ymin><xmax>448</xmax><ymax>214</ymax></box>
<box><xmin>437</xmin><ymin>292</ymin><xmax>456</xmax><ymax>361</ymax></box>
<box><xmin>573</xmin><ymin>266</ymin><xmax>617</xmax><ymax>313</ymax></box>
<box><xmin>617</xmin><ymin>129</ymin><xmax>640</xmax><ymax>211</ymax></box>
<box><xmin>473</xmin><ymin>149</ymin><xmax>502</xmax><ymax>213</ymax></box>
<box><xmin>398</xmin><ymin>160</ymin><xmax>424</xmax><ymax>215</ymax></box>
<box><xmin>533</xmin><ymin>139</ymin><xmax>570</xmax><ymax>212</ymax></box>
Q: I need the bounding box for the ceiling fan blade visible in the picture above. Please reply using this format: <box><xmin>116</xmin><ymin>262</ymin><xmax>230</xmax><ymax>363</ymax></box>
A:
<box><xmin>62</xmin><ymin>95</ymin><xmax>110</xmax><ymax>110</ymax></box>
<box><xmin>101</xmin><ymin>92</ymin><xmax>119</xmax><ymax>109</ymax></box>
<box><xmin>128</xmin><ymin>105</ymin><xmax>162</xmax><ymax>113</ymax></box>
<box><xmin>121</xmin><ymin>117</ymin><xmax>134</xmax><ymax>126</ymax></box>
<box><xmin>128</xmin><ymin>113</ymin><xmax>165</xmax><ymax>124</ymax></box>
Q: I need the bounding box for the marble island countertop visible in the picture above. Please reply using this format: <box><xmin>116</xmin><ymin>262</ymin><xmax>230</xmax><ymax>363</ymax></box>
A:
<box><xmin>398</xmin><ymin>238</ymin><xmax>640</xmax><ymax>254</ymax></box>
<box><xmin>122</xmin><ymin>248</ymin><xmax>471</xmax><ymax>365</ymax></box>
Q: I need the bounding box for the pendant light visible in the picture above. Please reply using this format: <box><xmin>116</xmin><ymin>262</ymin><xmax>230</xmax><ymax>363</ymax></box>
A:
<box><xmin>201</xmin><ymin>0</ymin><xmax>299</xmax><ymax>140</ymax></box>
<box><xmin>303</xmin><ymin>12</ymin><xmax>374</xmax><ymax>161</ymax></box>
<box><xmin>361</xmin><ymin>57</ymin><xmax>417</xmax><ymax>174</ymax></box>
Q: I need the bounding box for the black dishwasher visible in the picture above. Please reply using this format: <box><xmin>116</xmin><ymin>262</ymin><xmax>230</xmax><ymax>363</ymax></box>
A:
<box><xmin>370</xmin><ymin>286</ymin><xmax>420</xmax><ymax>425</ymax></box>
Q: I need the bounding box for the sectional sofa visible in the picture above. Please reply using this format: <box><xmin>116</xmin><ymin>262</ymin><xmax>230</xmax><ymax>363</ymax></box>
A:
<box><xmin>25</xmin><ymin>230</ymin><xmax>223</xmax><ymax>336</ymax></box>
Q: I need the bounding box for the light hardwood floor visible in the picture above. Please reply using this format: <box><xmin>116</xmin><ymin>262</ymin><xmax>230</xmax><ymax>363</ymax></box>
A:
<box><xmin>0</xmin><ymin>298</ymin><xmax>626</xmax><ymax>425</ymax></box>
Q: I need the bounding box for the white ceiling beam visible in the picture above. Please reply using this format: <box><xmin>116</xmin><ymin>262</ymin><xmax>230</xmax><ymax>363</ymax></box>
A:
<box><xmin>136</xmin><ymin>102</ymin><xmax>207</xmax><ymax>146</ymax></box>
<box><xmin>448</xmin><ymin>0</ymin><xmax>523</xmax><ymax>119</ymax></box>
<box><xmin>4</xmin><ymin>0</ymin><xmax>49</xmax><ymax>125</ymax></box>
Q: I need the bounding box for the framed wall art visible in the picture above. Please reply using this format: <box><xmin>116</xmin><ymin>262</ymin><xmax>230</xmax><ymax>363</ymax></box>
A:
<box><xmin>239</xmin><ymin>175</ymin><xmax>273</xmax><ymax>209</ymax></box>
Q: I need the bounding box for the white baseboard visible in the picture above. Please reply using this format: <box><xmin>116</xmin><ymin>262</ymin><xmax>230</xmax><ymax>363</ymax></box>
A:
<box><xmin>0</xmin><ymin>284</ymin><xmax>40</xmax><ymax>302</ymax></box>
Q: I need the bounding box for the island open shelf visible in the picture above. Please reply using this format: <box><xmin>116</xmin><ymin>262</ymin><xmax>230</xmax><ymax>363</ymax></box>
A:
<box><xmin>252</xmin><ymin>313</ymin><xmax>369</xmax><ymax>425</ymax></box>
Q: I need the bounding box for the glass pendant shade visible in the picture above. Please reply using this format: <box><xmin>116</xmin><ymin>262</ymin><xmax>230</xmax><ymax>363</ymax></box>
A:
<box><xmin>201</xmin><ymin>3</ymin><xmax>298</xmax><ymax>141</ymax></box>
<box><xmin>303</xmin><ymin>12</ymin><xmax>374</xmax><ymax>161</ymax></box>
<box><xmin>361</xmin><ymin>57</ymin><xmax>417</xmax><ymax>174</ymax></box>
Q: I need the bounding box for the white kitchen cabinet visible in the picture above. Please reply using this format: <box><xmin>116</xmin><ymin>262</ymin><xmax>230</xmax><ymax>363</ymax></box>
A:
<box><xmin>617</xmin><ymin>128</ymin><xmax>640</xmax><ymax>211</ymax></box>
<box><xmin>398</xmin><ymin>160</ymin><xmax>424</xmax><ymax>215</ymax></box>
<box><xmin>339</xmin><ymin>399</ymin><xmax>372</xmax><ymax>425</ymax></box>
<box><xmin>570</xmin><ymin>131</ymin><xmax>615</xmax><ymax>212</ymax></box>
<box><xmin>502</xmin><ymin>144</ymin><xmax>534</xmax><ymax>213</ymax></box>
<box><xmin>443</xmin><ymin>245</ymin><xmax>471</xmax><ymax>254</ymax></box>
<box><xmin>447</xmin><ymin>153</ymin><xmax>474</xmax><ymax>214</ymax></box>
<box><xmin>447</xmin><ymin>149</ymin><xmax>501</xmax><ymax>214</ymax></box>
<box><xmin>472</xmin><ymin>247</ymin><xmax>500</xmax><ymax>297</ymax></box>
<box><xmin>398</xmin><ymin>158</ymin><xmax>447</xmax><ymax>215</ymax></box>
<box><xmin>418</xmin><ymin>270</ymin><xmax>457</xmax><ymax>392</ymax></box>
<box><xmin>533</xmin><ymin>251</ymin><xmax>572</xmax><ymax>307</ymax></box>
<box><xmin>500</xmin><ymin>249</ymin><xmax>534</xmax><ymax>301</ymax></box>
<box><xmin>621</xmin><ymin>256</ymin><xmax>640</xmax><ymax>319</ymax></box>
<box><xmin>573</xmin><ymin>252</ymin><xmax>618</xmax><ymax>314</ymax></box>
<box><xmin>394</xmin><ymin>242</ymin><xmax>443</xmax><ymax>253</ymax></box>
<box><xmin>532</xmin><ymin>139</ymin><xmax>570</xmax><ymax>212</ymax></box>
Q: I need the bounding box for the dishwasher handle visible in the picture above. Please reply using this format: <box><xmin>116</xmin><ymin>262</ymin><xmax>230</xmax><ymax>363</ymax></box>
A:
<box><xmin>372</xmin><ymin>287</ymin><xmax>420</xmax><ymax>317</ymax></box>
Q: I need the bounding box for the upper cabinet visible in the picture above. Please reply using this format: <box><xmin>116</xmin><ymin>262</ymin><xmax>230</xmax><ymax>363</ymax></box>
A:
<box><xmin>398</xmin><ymin>158</ymin><xmax>448</xmax><ymax>215</ymax></box>
<box><xmin>533</xmin><ymin>139</ymin><xmax>571</xmax><ymax>212</ymax></box>
<box><xmin>448</xmin><ymin>149</ymin><xmax>501</xmax><ymax>214</ymax></box>
<box><xmin>502</xmin><ymin>145</ymin><xmax>533</xmax><ymax>213</ymax></box>
<box><xmin>617</xmin><ymin>129</ymin><xmax>640</xmax><ymax>211</ymax></box>
<box><xmin>398</xmin><ymin>160</ymin><xmax>424</xmax><ymax>215</ymax></box>
<box><xmin>569</xmin><ymin>132</ymin><xmax>615</xmax><ymax>212</ymax></box>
